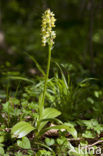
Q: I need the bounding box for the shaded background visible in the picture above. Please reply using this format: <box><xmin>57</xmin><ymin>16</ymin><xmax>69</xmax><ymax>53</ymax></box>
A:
<box><xmin>0</xmin><ymin>0</ymin><xmax>103</xmax><ymax>86</ymax></box>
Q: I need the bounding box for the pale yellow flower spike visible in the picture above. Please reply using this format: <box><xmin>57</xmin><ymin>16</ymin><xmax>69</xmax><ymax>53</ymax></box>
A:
<box><xmin>41</xmin><ymin>9</ymin><xmax>56</xmax><ymax>47</ymax></box>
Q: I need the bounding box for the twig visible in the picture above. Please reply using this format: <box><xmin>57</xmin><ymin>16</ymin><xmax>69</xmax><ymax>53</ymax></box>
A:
<box><xmin>82</xmin><ymin>140</ymin><xmax>103</xmax><ymax>149</ymax></box>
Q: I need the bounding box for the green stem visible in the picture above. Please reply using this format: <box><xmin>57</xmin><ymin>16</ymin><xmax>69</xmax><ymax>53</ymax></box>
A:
<box><xmin>40</xmin><ymin>45</ymin><xmax>52</xmax><ymax>118</ymax></box>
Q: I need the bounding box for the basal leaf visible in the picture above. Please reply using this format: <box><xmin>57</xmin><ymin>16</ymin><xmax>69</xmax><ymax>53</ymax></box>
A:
<box><xmin>42</xmin><ymin>124</ymin><xmax>77</xmax><ymax>138</ymax></box>
<box><xmin>42</xmin><ymin>108</ymin><xmax>61</xmax><ymax>119</ymax></box>
<box><xmin>38</xmin><ymin>108</ymin><xmax>61</xmax><ymax>132</ymax></box>
<box><xmin>11</xmin><ymin>121</ymin><xmax>34</xmax><ymax>138</ymax></box>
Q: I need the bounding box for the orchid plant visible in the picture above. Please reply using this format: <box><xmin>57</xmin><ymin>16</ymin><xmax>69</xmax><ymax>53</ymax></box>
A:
<box><xmin>11</xmin><ymin>9</ymin><xmax>77</xmax><ymax>143</ymax></box>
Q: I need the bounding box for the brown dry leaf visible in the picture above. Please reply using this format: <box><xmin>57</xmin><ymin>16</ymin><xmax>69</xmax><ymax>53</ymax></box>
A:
<box><xmin>43</xmin><ymin>123</ymin><xmax>59</xmax><ymax>137</ymax></box>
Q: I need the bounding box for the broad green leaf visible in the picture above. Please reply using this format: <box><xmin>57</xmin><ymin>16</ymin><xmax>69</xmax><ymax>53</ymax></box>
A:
<box><xmin>94</xmin><ymin>91</ymin><xmax>100</xmax><ymax>98</ymax></box>
<box><xmin>82</xmin><ymin>130</ymin><xmax>95</xmax><ymax>138</ymax></box>
<box><xmin>17</xmin><ymin>136</ymin><xmax>31</xmax><ymax>149</ymax></box>
<box><xmin>41</xmin><ymin>108</ymin><xmax>61</xmax><ymax>119</ymax></box>
<box><xmin>15</xmin><ymin>152</ymin><xmax>23</xmax><ymax>156</ymax></box>
<box><xmin>0</xmin><ymin>147</ymin><xmax>4</xmax><ymax>155</ymax></box>
<box><xmin>38</xmin><ymin>108</ymin><xmax>61</xmax><ymax>132</ymax></box>
<box><xmin>3</xmin><ymin>101</ymin><xmax>14</xmax><ymax>114</ymax></box>
<box><xmin>11</xmin><ymin>121</ymin><xmax>35</xmax><ymax>138</ymax></box>
<box><xmin>87</xmin><ymin>97</ymin><xmax>94</xmax><ymax>104</ymax></box>
<box><xmin>56</xmin><ymin>136</ymin><xmax>68</xmax><ymax>145</ymax></box>
<box><xmin>45</xmin><ymin>138</ymin><xmax>55</xmax><ymax>146</ymax></box>
<box><xmin>42</xmin><ymin>124</ymin><xmax>77</xmax><ymax>138</ymax></box>
<box><xmin>0</xmin><ymin>136</ymin><xmax>5</xmax><ymax>143</ymax></box>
